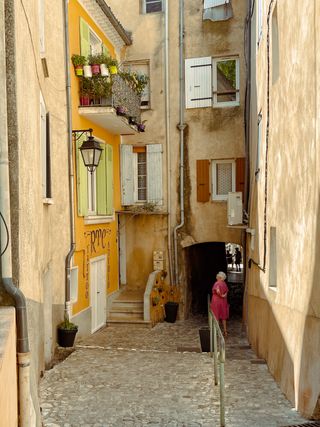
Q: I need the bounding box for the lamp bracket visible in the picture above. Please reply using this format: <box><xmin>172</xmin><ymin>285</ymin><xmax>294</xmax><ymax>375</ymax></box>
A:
<box><xmin>72</xmin><ymin>128</ymin><xmax>93</xmax><ymax>141</ymax></box>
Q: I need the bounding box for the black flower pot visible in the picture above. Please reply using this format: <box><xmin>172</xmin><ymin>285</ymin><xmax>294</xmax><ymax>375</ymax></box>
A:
<box><xmin>165</xmin><ymin>302</ymin><xmax>179</xmax><ymax>323</ymax></box>
<box><xmin>57</xmin><ymin>327</ymin><xmax>78</xmax><ymax>348</ymax></box>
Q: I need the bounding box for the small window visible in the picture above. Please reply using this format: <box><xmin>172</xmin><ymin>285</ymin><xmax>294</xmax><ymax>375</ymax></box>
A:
<box><xmin>213</xmin><ymin>57</ymin><xmax>240</xmax><ymax>107</ymax></box>
<box><xmin>40</xmin><ymin>93</ymin><xmax>51</xmax><ymax>200</ymax></box>
<box><xmin>255</xmin><ymin>113</ymin><xmax>262</xmax><ymax>179</ymax></box>
<box><xmin>123</xmin><ymin>61</ymin><xmax>151</xmax><ymax>109</ymax></box>
<box><xmin>269</xmin><ymin>227</ymin><xmax>277</xmax><ymax>288</ymax></box>
<box><xmin>134</xmin><ymin>148</ymin><xmax>147</xmax><ymax>202</ymax></box>
<box><xmin>212</xmin><ymin>160</ymin><xmax>236</xmax><ymax>201</ymax></box>
<box><xmin>143</xmin><ymin>0</ymin><xmax>163</xmax><ymax>13</ymax></box>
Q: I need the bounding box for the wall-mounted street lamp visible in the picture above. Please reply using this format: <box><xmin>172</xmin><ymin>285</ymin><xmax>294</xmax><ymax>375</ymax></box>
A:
<box><xmin>72</xmin><ymin>128</ymin><xmax>102</xmax><ymax>174</ymax></box>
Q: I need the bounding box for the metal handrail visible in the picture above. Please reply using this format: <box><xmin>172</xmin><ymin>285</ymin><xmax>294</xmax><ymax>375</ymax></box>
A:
<box><xmin>207</xmin><ymin>295</ymin><xmax>226</xmax><ymax>427</ymax></box>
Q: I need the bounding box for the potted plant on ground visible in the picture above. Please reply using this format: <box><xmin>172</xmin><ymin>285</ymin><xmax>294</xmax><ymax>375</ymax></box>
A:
<box><xmin>79</xmin><ymin>77</ymin><xmax>92</xmax><ymax>106</ymax></box>
<box><xmin>164</xmin><ymin>300</ymin><xmax>179</xmax><ymax>323</ymax></box>
<box><xmin>71</xmin><ymin>54</ymin><xmax>86</xmax><ymax>76</ymax></box>
<box><xmin>57</xmin><ymin>317</ymin><xmax>78</xmax><ymax>348</ymax></box>
<box><xmin>88</xmin><ymin>53</ymin><xmax>104</xmax><ymax>75</ymax></box>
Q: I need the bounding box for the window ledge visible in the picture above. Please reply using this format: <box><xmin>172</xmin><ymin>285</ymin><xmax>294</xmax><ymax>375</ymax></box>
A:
<box><xmin>43</xmin><ymin>198</ymin><xmax>54</xmax><ymax>205</ymax></box>
<box><xmin>84</xmin><ymin>215</ymin><xmax>115</xmax><ymax>225</ymax></box>
<box><xmin>213</xmin><ymin>102</ymin><xmax>240</xmax><ymax>109</ymax></box>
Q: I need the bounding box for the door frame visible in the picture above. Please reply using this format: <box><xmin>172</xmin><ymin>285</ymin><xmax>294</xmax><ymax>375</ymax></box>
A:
<box><xmin>90</xmin><ymin>254</ymin><xmax>107</xmax><ymax>333</ymax></box>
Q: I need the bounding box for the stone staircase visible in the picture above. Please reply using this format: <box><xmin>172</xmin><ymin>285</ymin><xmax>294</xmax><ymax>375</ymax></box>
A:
<box><xmin>107</xmin><ymin>289</ymin><xmax>151</xmax><ymax>327</ymax></box>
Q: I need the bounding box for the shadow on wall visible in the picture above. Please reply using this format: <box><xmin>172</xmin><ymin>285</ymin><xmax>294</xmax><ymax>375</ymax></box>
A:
<box><xmin>298</xmin><ymin>191</ymin><xmax>320</xmax><ymax>418</ymax></box>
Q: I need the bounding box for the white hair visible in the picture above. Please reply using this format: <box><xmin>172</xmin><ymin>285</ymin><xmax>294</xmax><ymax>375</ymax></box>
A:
<box><xmin>216</xmin><ymin>271</ymin><xmax>226</xmax><ymax>281</ymax></box>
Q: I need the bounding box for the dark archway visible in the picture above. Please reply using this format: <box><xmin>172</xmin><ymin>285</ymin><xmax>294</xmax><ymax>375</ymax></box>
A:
<box><xmin>185</xmin><ymin>242</ymin><xmax>244</xmax><ymax>317</ymax></box>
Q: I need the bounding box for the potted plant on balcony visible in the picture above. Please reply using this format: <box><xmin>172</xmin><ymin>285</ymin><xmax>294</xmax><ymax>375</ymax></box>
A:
<box><xmin>79</xmin><ymin>77</ymin><xmax>92</xmax><ymax>106</ymax></box>
<box><xmin>108</xmin><ymin>57</ymin><xmax>119</xmax><ymax>75</ymax></box>
<box><xmin>71</xmin><ymin>54</ymin><xmax>86</xmax><ymax>76</ymax></box>
<box><xmin>88</xmin><ymin>53</ymin><xmax>104</xmax><ymax>75</ymax></box>
<box><xmin>91</xmin><ymin>76</ymin><xmax>112</xmax><ymax>105</ymax></box>
<box><xmin>100</xmin><ymin>53</ymin><xmax>110</xmax><ymax>77</ymax></box>
<box><xmin>137</xmin><ymin>120</ymin><xmax>147</xmax><ymax>132</ymax></box>
<box><xmin>57</xmin><ymin>317</ymin><xmax>78</xmax><ymax>348</ymax></box>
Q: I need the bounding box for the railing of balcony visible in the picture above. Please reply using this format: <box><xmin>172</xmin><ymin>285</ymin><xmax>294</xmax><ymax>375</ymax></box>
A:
<box><xmin>79</xmin><ymin>74</ymin><xmax>141</xmax><ymax>125</ymax></box>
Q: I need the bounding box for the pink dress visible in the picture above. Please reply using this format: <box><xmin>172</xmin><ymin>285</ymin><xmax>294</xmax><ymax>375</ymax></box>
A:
<box><xmin>210</xmin><ymin>280</ymin><xmax>229</xmax><ymax>320</ymax></box>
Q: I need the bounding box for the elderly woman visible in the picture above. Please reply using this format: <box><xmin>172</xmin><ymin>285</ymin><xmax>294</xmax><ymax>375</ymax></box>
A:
<box><xmin>210</xmin><ymin>271</ymin><xmax>229</xmax><ymax>337</ymax></box>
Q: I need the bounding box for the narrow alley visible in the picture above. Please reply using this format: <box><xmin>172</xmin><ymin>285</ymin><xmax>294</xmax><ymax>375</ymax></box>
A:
<box><xmin>40</xmin><ymin>318</ymin><xmax>307</xmax><ymax>427</ymax></box>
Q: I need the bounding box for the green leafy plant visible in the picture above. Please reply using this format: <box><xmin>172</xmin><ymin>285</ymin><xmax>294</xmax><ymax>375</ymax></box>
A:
<box><xmin>71</xmin><ymin>54</ymin><xmax>87</xmax><ymax>67</ymax></box>
<box><xmin>58</xmin><ymin>317</ymin><xmax>78</xmax><ymax>331</ymax></box>
<box><xmin>79</xmin><ymin>77</ymin><xmax>93</xmax><ymax>97</ymax></box>
<box><xmin>91</xmin><ymin>76</ymin><xmax>112</xmax><ymax>98</ymax></box>
<box><xmin>88</xmin><ymin>53</ymin><xmax>105</xmax><ymax>65</ymax></box>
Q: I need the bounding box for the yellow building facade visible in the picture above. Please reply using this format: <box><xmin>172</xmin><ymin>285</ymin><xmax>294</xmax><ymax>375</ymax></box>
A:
<box><xmin>68</xmin><ymin>0</ymin><xmax>134</xmax><ymax>335</ymax></box>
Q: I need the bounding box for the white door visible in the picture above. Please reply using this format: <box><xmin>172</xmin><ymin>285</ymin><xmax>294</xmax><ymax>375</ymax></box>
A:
<box><xmin>90</xmin><ymin>255</ymin><xmax>107</xmax><ymax>333</ymax></box>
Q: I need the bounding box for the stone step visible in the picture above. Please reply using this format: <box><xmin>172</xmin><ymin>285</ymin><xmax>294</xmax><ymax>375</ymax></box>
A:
<box><xmin>107</xmin><ymin>318</ymin><xmax>152</xmax><ymax>328</ymax></box>
<box><xmin>108</xmin><ymin>310</ymin><xmax>143</xmax><ymax>320</ymax></box>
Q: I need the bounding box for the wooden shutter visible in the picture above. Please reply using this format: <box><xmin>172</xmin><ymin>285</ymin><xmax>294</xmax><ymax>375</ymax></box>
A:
<box><xmin>96</xmin><ymin>144</ymin><xmax>107</xmax><ymax>215</ymax></box>
<box><xmin>121</xmin><ymin>145</ymin><xmax>134</xmax><ymax>206</ymax></box>
<box><xmin>102</xmin><ymin>44</ymin><xmax>110</xmax><ymax>56</ymax></box>
<box><xmin>236</xmin><ymin>158</ymin><xmax>245</xmax><ymax>194</ymax></box>
<box><xmin>106</xmin><ymin>145</ymin><xmax>113</xmax><ymax>215</ymax></box>
<box><xmin>147</xmin><ymin>144</ymin><xmax>163</xmax><ymax>205</ymax></box>
<box><xmin>80</xmin><ymin>18</ymin><xmax>90</xmax><ymax>57</ymax></box>
<box><xmin>76</xmin><ymin>135</ymin><xmax>88</xmax><ymax>216</ymax></box>
<box><xmin>185</xmin><ymin>57</ymin><xmax>212</xmax><ymax>109</ymax></box>
<box><xmin>196</xmin><ymin>160</ymin><xmax>210</xmax><ymax>202</ymax></box>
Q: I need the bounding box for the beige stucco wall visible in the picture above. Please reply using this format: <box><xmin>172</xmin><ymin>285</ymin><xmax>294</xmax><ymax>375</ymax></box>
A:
<box><xmin>107</xmin><ymin>1</ymin><xmax>246</xmax><ymax>300</ymax></box>
<box><xmin>7</xmin><ymin>0</ymin><xmax>70</xmax><ymax>423</ymax></box>
<box><xmin>0</xmin><ymin>308</ymin><xmax>18</xmax><ymax>427</ymax></box>
<box><xmin>246</xmin><ymin>0</ymin><xmax>320</xmax><ymax>418</ymax></box>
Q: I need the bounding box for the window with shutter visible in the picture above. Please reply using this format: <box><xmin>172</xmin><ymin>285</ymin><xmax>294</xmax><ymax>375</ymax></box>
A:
<box><xmin>123</xmin><ymin>61</ymin><xmax>151</xmax><ymax>109</ymax></box>
<box><xmin>80</xmin><ymin>18</ymin><xmax>103</xmax><ymax>56</ymax></box>
<box><xmin>196</xmin><ymin>160</ymin><xmax>210</xmax><ymax>202</ymax></box>
<box><xmin>76</xmin><ymin>135</ymin><xmax>88</xmax><ymax>216</ymax></box>
<box><xmin>211</xmin><ymin>159</ymin><xmax>236</xmax><ymax>201</ymax></box>
<box><xmin>212</xmin><ymin>57</ymin><xmax>240</xmax><ymax>107</ymax></box>
<box><xmin>185</xmin><ymin>57</ymin><xmax>212</xmax><ymax>109</ymax></box>
<box><xmin>121</xmin><ymin>145</ymin><xmax>134</xmax><ymax>206</ymax></box>
<box><xmin>40</xmin><ymin>94</ymin><xmax>52</xmax><ymax>200</ymax></box>
<box><xmin>147</xmin><ymin>144</ymin><xmax>163</xmax><ymax>205</ymax></box>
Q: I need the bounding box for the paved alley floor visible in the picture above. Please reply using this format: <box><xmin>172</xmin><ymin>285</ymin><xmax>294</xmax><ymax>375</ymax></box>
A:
<box><xmin>40</xmin><ymin>317</ymin><xmax>307</xmax><ymax>427</ymax></box>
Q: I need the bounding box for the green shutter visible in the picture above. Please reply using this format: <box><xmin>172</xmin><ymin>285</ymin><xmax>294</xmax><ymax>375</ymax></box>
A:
<box><xmin>80</xmin><ymin>18</ymin><xmax>90</xmax><ymax>57</ymax></box>
<box><xmin>106</xmin><ymin>145</ymin><xmax>113</xmax><ymax>215</ymax></box>
<box><xmin>102</xmin><ymin>44</ymin><xmax>110</xmax><ymax>56</ymax></box>
<box><xmin>96</xmin><ymin>144</ymin><xmax>107</xmax><ymax>215</ymax></box>
<box><xmin>76</xmin><ymin>136</ymin><xmax>88</xmax><ymax>216</ymax></box>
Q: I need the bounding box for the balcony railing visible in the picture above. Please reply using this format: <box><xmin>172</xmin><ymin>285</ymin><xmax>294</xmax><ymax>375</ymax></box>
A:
<box><xmin>79</xmin><ymin>74</ymin><xmax>141</xmax><ymax>125</ymax></box>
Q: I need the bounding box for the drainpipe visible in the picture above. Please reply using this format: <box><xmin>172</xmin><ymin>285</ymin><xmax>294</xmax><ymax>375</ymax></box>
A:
<box><xmin>0</xmin><ymin>1</ymin><xmax>33</xmax><ymax>425</ymax></box>
<box><xmin>173</xmin><ymin>0</ymin><xmax>185</xmax><ymax>285</ymax></box>
<box><xmin>63</xmin><ymin>0</ymin><xmax>75</xmax><ymax>320</ymax></box>
<box><xmin>164</xmin><ymin>0</ymin><xmax>174</xmax><ymax>285</ymax></box>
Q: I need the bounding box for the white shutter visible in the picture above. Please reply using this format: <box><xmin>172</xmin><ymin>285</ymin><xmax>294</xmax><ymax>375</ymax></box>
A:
<box><xmin>185</xmin><ymin>57</ymin><xmax>212</xmax><ymax>109</ymax></box>
<box><xmin>147</xmin><ymin>144</ymin><xmax>163</xmax><ymax>205</ymax></box>
<box><xmin>121</xmin><ymin>145</ymin><xmax>134</xmax><ymax>206</ymax></box>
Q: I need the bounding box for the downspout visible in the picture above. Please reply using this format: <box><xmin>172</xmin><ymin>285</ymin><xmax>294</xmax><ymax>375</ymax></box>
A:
<box><xmin>164</xmin><ymin>0</ymin><xmax>173</xmax><ymax>285</ymax></box>
<box><xmin>173</xmin><ymin>0</ymin><xmax>185</xmax><ymax>285</ymax></box>
<box><xmin>63</xmin><ymin>0</ymin><xmax>75</xmax><ymax>320</ymax></box>
<box><xmin>0</xmin><ymin>1</ymin><xmax>32</xmax><ymax>425</ymax></box>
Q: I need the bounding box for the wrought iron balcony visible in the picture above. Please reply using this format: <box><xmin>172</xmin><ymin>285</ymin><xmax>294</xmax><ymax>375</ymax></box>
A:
<box><xmin>78</xmin><ymin>74</ymin><xmax>142</xmax><ymax>135</ymax></box>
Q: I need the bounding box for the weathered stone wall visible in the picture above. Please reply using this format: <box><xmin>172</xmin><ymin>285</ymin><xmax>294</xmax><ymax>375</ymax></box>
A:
<box><xmin>246</xmin><ymin>0</ymin><xmax>320</xmax><ymax>417</ymax></box>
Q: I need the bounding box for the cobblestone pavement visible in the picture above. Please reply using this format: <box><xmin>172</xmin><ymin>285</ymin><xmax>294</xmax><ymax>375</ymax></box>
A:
<box><xmin>40</xmin><ymin>317</ymin><xmax>307</xmax><ymax>427</ymax></box>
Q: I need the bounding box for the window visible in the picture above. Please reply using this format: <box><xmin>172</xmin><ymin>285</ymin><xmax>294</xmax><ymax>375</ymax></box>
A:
<box><xmin>80</xmin><ymin>18</ymin><xmax>109</xmax><ymax>58</ymax></box>
<box><xmin>40</xmin><ymin>93</ymin><xmax>51</xmax><ymax>200</ymax></box>
<box><xmin>257</xmin><ymin>0</ymin><xmax>263</xmax><ymax>45</ymax></box>
<box><xmin>121</xmin><ymin>144</ymin><xmax>163</xmax><ymax>206</ymax></box>
<box><xmin>123</xmin><ymin>61</ymin><xmax>151</xmax><ymax>109</ymax></box>
<box><xmin>76</xmin><ymin>135</ymin><xmax>113</xmax><ymax>217</ymax></box>
<box><xmin>255</xmin><ymin>113</ymin><xmax>262</xmax><ymax>179</ymax></box>
<box><xmin>212</xmin><ymin>57</ymin><xmax>240</xmax><ymax>107</ymax></box>
<box><xmin>269</xmin><ymin>227</ymin><xmax>277</xmax><ymax>288</ymax></box>
<box><xmin>211</xmin><ymin>160</ymin><xmax>236</xmax><ymax>201</ymax></box>
<box><xmin>185</xmin><ymin>56</ymin><xmax>240</xmax><ymax>109</ymax></box>
<box><xmin>142</xmin><ymin>0</ymin><xmax>163</xmax><ymax>13</ymax></box>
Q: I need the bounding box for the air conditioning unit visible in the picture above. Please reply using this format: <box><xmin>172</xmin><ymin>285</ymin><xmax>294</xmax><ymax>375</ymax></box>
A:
<box><xmin>227</xmin><ymin>192</ymin><xmax>243</xmax><ymax>225</ymax></box>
